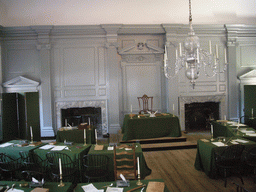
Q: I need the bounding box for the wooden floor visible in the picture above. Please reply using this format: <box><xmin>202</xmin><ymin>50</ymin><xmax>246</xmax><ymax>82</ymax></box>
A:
<box><xmin>109</xmin><ymin>131</ymin><xmax>256</xmax><ymax>192</ymax></box>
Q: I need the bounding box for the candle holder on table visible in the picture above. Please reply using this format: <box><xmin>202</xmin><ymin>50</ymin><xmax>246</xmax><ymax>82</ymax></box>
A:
<box><xmin>31</xmin><ymin>135</ymin><xmax>34</xmax><ymax>144</ymax></box>
<box><xmin>136</xmin><ymin>174</ymin><xmax>143</xmax><ymax>186</ymax></box>
<box><xmin>58</xmin><ymin>174</ymin><xmax>65</xmax><ymax>187</ymax></box>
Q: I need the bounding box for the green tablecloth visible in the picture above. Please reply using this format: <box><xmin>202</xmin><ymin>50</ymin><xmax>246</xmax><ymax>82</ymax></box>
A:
<box><xmin>212</xmin><ymin>121</ymin><xmax>256</xmax><ymax>142</ymax></box>
<box><xmin>194</xmin><ymin>137</ymin><xmax>256</xmax><ymax>178</ymax></box>
<box><xmin>122</xmin><ymin>114</ymin><xmax>182</xmax><ymax>141</ymax></box>
<box><xmin>56</xmin><ymin>128</ymin><xmax>96</xmax><ymax>144</ymax></box>
<box><xmin>0</xmin><ymin>140</ymin><xmax>45</xmax><ymax>160</ymax></box>
<box><xmin>0</xmin><ymin>181</ymin><xmax>73</xmax><ymax>192</ymax></box>
<box><xmin>33</xmin><ymin>142</ymin><xmax>91</xmax><ymax>182</ymax></box>
<box><xmin>74</xmin><ymin>179</ymin><xmax>170</xmax><ymax>192</ymax></box>
<box><xmin>87</xmin><ymin>144</ymin><xmax>151</xmax><ymax>181</ymax></box>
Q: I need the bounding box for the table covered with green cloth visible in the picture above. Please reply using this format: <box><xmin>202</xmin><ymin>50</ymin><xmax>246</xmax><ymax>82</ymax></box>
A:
<box><xmin>0</xmin><ymin>140</ymin><xmax>45</xmax><ymax>160</ymax></box>
<box><xmin>212</xmin><ymin>121</ymin><xmax>256</xmax><ymax>142</ymax></box>
<box><xmin>122</xmin><ymin>114</ymin><xmax>182</xmax><ymax>141</ymax></box>
<box><xmin>194</xmin><ymin>137</ymin><xmax>256</xmax><ymax>178</ymax></box>
<box><xmin>87</xmin><ymin>143</ymin><xmax>151</xmax><ymax>181</ymax></box>
<box><xmin>33</xmin><ymin>142</ymin><xmax>91</xmax><ymax>182</ymax></box>
<box><xmin>56</xmin><ymin>128</ymin><xmax>96</xmax><ymax>144</ymax></box>
<box><xmin>74</xmin><ymin>179</ymin><xmax>170</xmax><ymax>192</ymax></box>
<box><xmin>0</xmin><ymin>181</ymin><xmax>73</xmax><ymax>192</ymax></box>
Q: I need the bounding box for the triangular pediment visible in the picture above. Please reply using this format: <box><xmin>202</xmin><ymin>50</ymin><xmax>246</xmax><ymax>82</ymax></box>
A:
<box><xmin>2</xmin><ymin>76</ymin><xmax>40</xmax><ymax>92</ymax></box>
<box><xmin>239</xmin><ymin>69</ymin><xmax>256</xmax><ymax>84</ymax></box>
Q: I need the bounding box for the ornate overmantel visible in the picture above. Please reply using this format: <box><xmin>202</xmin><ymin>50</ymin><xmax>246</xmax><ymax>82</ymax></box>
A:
<box><xmin>55</xmin><ymin>100</ymin><xmax>108</xmax><ymax>135</ymax></box>
<box><xmin>179</xmin><ymin>94</ymin><xmax>226</xmax><ymax>131</ymax></box>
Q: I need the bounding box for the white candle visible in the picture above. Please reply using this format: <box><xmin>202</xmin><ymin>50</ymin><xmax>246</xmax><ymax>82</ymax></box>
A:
<box><xmin>164</xmin><ymin>45</ymin><xmax>168</xmax><ymax>60</ymax></box>
<box><xmin>175</xmin><ymin>49</ymin><xmax>178</xmax><ymax>59</ymax></box>
<box><xmin>65</xmin><ymin>119</ymin><xmax>67</xmax><ymax>127</ymax></box>
<box><xmin>224</xmin><ymin>48</ymin><xmax>227</xmax><ymax>63</ymax></box>
<box><xmin>137</xmin><ymin>157</ymin><xmax>140</xmax><ymax>175</ymax></box>
<box><xmin>131</xmin><ymin>105</ymin><xmax>132</xmax><ymax>113</ymax></box>
<box><xmin>89</xmin><ymin>118</ymin><xmax>90</xmax><ymax>126</ymax></box>
<box><xmin>30</xmin><ymin>126</ymin><xmax>33</xmax><ymax>139</ymax></box>
<box><xmin>59</xmin><ymin>158</ymin><xmax>62</xmax><ymax>175</ymax></box>
<box><xmin>179</xmin><ymin>43</ymin><xmax>182</xmax><ymax>57</ymax></box>
<box><xmin>215</xmin><ymin>44</ymin><xmax>219</xmax><ymax>58</ymax></box>
<box><xmin>173</xmin><ymin>104</ymin><xmax>175</xmax><ymax>111</ymax></box>
<box><xmin>252</xmin><ymin>108</ymin><xmax>254</xmax><ymax>117</ymax></box>
<box><xmin>95</xmin><ymin>129</ymin><xmax>97</xmax><ymax>142</ymax></box>
<box><xmin>224</xmin><ymin>115</ymin><xmax>226</xmax><ymax>120</ymax></box>
<box><xmin>211</xmin><ymin>124</ymin><xmax>213</xmax><ymax>135</ymax></box>
<box><xmin>84</xmin><ymin>129</ymin><xmax>86</xmax><ymax>141</ymax></box>
<box><xmin>197</xmin><ymin>48</ymin><xmax>200</xmax><ymax>63</ymax></box>
<box><xmin>209</xmin><ymin>40</ymin><xmax>212</xmax><ymax>54</ymax></box>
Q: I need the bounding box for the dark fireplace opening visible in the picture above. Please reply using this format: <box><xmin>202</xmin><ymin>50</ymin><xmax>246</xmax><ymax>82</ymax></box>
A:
<box><xmin>185</xmin><ymin>102</ymin><xmax>219</xmax><ymax>132</ymax></box>
<box><xmin>61</xmin><ymin>107</ymin><xmax>101</xmax><ymax>127</ymax></box>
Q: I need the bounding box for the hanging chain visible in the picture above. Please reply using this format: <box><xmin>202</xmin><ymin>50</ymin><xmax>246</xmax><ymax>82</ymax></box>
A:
<box><xmin>189</xmin><ymin>0</ymin><xmax>192</xmax><ymax>22</ymax></box>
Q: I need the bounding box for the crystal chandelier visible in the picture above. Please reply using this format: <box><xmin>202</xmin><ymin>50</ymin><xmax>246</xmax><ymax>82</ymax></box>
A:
<box><xmin>164</xmin><ymin>0</ymin><xmax>228</xmax><ymax>89</ymax></box>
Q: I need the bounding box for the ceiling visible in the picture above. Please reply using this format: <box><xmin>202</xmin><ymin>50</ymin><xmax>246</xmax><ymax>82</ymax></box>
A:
<box><xmin>0</xmin><ymin>0</ymin><xmax>256</xmax><ymax>27</ymax></box>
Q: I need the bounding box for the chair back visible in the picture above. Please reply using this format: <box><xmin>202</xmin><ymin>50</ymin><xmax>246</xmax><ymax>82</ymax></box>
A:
<box><xmin>46</xmin><ymin>152</ymin><xmax>76</xmax><ymax>181</ymax></box>
<box><xmin>82</xmin><ymin>154</ymin><xmax>109</xmax><ymax>182</ymax></box>
<box><xmin>216</xmin><ymin>144</ymin><xmax>245</xmax><ymax>162</ymax></box>
<box><xmin>114</xmin><ymin>144</ymin><xmax>137</xmax><ymax>180</ymax></box>
<box><xmin>245</xmin><ymin>146</ymin><xmax>256</xmax><ymax>166</ymax></box>
<box><xmin>137</xmin><ymin>94</ymin><xmax>153</xmax><ymax>114</ymax></box>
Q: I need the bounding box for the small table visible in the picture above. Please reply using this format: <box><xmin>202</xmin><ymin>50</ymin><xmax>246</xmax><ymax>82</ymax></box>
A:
<box><xmin>194</xmin><ymin>137</ymin><xmax>256</xmax><ymax>178</ymax></box>
<box><xmin>74</xmin><ymin>179</ymin><xmax>170</xmax><ymax>192</ymax></box>
<box><xmin>56</xmin><ymin>128</ymin><xmax>96</xmax><ymax>144</ymax></box>
<box><xmin>212</xmin><ymin>121</ymin><xmax>256</xmax><ymax>142</ymax></box>
<box><xmin>33</xmin><ymin>142</ymin><xmax>91</xmax><ymax>182</ymax></box>
<box><xmin>87</xmin><ymin>144</ymin><xmax>151</xmax><ymax>181</ymax></box>
<box><xmin>122</xmin><ymin>114</ymin><xmax>182</xmax><ymax>141</ymax></box>
<box><xmin>0</xmin><ymin>140</ymin><xmax>45</xmax><ymax>160</ymax></box>
<box><xmin>0</xmin><ymin>181</ymin><xmax>74</xmax><ymax>192</ymax></box>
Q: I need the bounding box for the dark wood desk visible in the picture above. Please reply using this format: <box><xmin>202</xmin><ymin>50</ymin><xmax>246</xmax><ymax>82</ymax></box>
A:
<box><xmin>194</xmin><ymin>137</ymin><xmax>256</xmax><ymax>178</ymax></box>
<box><xmin>212</xmin><ymin>121</ymin><xmax>256</xmax><ymax>142</ymax></box>
<box><xmin>122</xmin><ymin>114</ymin><xmax>182</xmax><ymax>141</ymax></box>
<box><xmin>0</xmin><ymin>181</ymin><xmax>74</xmax><ymax>192</ymax></box>
<box><xmin>56</xmin><ymin>128</ymin><xmax>96</xmax><ymax>144</ymax></box>
<box><xmin>74</xmin><ymin>179</ymin><xmax>170</xmax><ymax>192</ymax></box>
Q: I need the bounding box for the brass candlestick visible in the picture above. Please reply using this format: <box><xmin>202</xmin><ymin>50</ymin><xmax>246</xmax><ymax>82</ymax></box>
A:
<box><xmin>31</xmin><ymin>135</ymin><xmax>34</xmax><ymax>143</ymax></box>
<box><xmin>84</xmin><ymin>139</ymin><xmax>87</xmax><ymax>146</ymax></box>
<box><xmin>130</xmin><ymin>112</ymin><xmax>133</xmax><ymax>119</ymax></box>
<box><xmin>58</xmin><ymin>174</ymin><xmax>65</xmax><ymax>187</ymax></box>
<box><xmin>136</xmin><ymin>174</ymin><xmax>143</xmax><ymax>186</ymax></box>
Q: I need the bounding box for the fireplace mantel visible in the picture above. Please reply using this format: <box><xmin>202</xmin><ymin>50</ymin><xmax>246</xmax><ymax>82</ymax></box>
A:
<box><xmin>55</xmin><ymin>100</ymin><xmax>108</xmax><ymax>134</ymax></box>
<box><xmin>179</xmin><ymin>94</ymin><xmax>226</xmax><ymax>131</ymax></box>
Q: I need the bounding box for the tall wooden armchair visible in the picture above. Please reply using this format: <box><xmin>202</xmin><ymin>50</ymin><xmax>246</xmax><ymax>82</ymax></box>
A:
<box><xmin>137</xmin><ymin>94</ymin><xmax>153</xmax><ymax>114</ymax></box>
<box><xmin>113</xmin><ymin>144</ymin><xmax>137</xmax><ymax>181</ymax></box>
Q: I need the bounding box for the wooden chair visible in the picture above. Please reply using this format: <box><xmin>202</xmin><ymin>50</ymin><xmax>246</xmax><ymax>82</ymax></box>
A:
<box><xmin>214</xmin><ymin>144</ymin><xmax>245</xmax><ymax>187</ymax></box>
<box><xmin>0</xmin><ymin>153</ymin><xmax>23</xmax><ymax>180</ymax></box>
<box><xmin>137</xmin><ymin>94</ymin><xmax>153</xmax><ymax>114</ymax></box>
<box><xmin>82</xmin><ymin>154</ymin><xmax>109</xmax><ymax>182</ymax></box>
<box><xmin>19</xmin><ymin>151</ymin><xmax>47</xmax><ymax>181</ymax></box>
<box><xmin>245</xmin><ymin>146</ymin><xmax>256</xmax><ymax>183</ymax></box>
<box><xmin>46</xmin><ymin>152</ymin><xmax>77</xmax><ymax>183</ymax></box>
<box><xmin>114</xmin><ymin>144</ymin><xmax>137</xmax><ymax>180</ymax></box>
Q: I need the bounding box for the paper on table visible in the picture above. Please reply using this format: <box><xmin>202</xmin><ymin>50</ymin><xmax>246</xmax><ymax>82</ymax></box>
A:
<box><xmin>246</xmin><ymin>133</ymin><xmax>256</xmax><ymax>136</ymax></box>
<box><xmin>39</xmin><ymin>145</ymin><xmax>54</xmax><ymax>150</ymax></box>
<box><xmin>146</xmin><ymin>182</ymin><xmax>165</xmax><ymax>192</ymax></box>
<box><xmin>81</xmin><ymin>183</ymin><xmax>104</xmax><ymax>192</ymax></box>
<box><xmin>106</xmin><ymin>187</ymin><xmax>123</xmax><ymax>192</ymax></box>
<box><xmin>107</xmin><ymin>146</ymin><xmax>114</xmax><ymax>150</ymax></box>
<box><xmin>240</xmin><ymin>130</ymin><xmax>255</xmax><ymax>133</ymax></box>
<box><xmin>233</xmin><ymin>139</ymin><xmax>249</xmax><ymax>143</ymax></box>
<box><xmin>50</xmin><ymin>146</ymin><xmax>66</xmax><ymax>151</ymax></box>
<box><xmin>230</xmin><ymin>141</ymin><xmax>239</xmax><ymax>144</ymax></box>
<box><xmin>0</xmin><ymin>143</ymin><xmax>14</xmax><ymax>147</ymax></box>
<box><xmin>94</xmin><ymin>145</ymin><xmax>104</xmax><ymax>150</ymax></box>
<box><xmin>211</xmin><ymin>142</ymin><xmax>228</xmax><ymax>147</ymax></box>
<box><xmin>6</xmin><ymin>189</ymin><xmax>24</xmax><ymax>192</ymax></box>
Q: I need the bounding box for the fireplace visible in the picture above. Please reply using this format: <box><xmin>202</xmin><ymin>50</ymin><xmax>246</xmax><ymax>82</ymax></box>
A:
<box><xmin>185</xmin><ymin>102</ymin><xmax>219</xmax><ymax>131</ymax></box>
<box><xmin>179</xmin><ymin>95</ymin><xmax>226</xmax><ymax>131</ymax></box>
<box><xmin>55</xmin><ymin>100</ymin><xmax>108</xmax><ymax>135</ymax></box>
<box><xmin>61</xmin><ymin>107</ymin><xmax>101</xmax><ymax>127</ymax></box>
